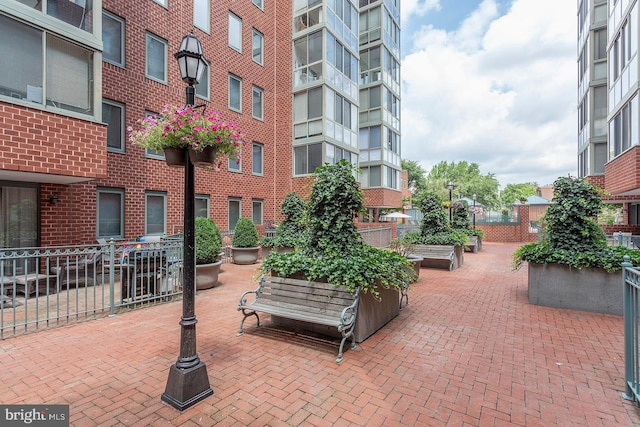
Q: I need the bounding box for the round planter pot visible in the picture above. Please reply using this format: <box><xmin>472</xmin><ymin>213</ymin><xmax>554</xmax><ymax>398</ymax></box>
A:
<box><xmin>261</xmin><ymin>246</ymin><xmax>273</xmax><ymax>259</ymax></box>
<box><xmin>231</xmin><ymin>246</ymin><xmax>260</xmax><ymax>265</ymax></box>
<box><xmin>195</xmin><ymin>260</ymin><xmax>222</xmax><ymax>290</ymax></box>
<box><xmin>163</xmin><ymin>147</ymin><xmax>186</xmax><ymax>167</ymax></box>
<box><xmin>275</xmin><ymin>246</ymin><xmax>295</xmax><ymax>254</ymax></box>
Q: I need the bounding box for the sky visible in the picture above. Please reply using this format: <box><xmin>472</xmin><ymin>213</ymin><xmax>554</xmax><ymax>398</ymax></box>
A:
<box><xmin>400</xmin><ymin>0</ymin><xmax>577</xmax><ymax>189</ymax></box>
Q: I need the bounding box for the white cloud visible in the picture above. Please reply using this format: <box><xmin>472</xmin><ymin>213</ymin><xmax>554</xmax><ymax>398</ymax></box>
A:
<box><xmin>401</xmin><ymin>0</ymin><xmax>577</xmax><ymax>188</ymax></box>
<box><xmin>400</xmin><ymin>0</ymin><xmax>441</xmax><ymax>24</ymax></box>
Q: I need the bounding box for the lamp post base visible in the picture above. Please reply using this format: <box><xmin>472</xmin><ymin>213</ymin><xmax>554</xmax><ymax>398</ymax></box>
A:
<box><xmin>161</xmin><ymin>362</ymin><xmax>213</xmax><ymax>411</ymax></box>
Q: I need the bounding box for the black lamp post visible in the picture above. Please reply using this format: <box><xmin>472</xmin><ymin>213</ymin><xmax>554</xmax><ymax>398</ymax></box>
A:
<box><xmin>446</xmin><ymin>180</ymin><xmax>454</xmax><ymax>223</ymax></box>
<box><xmin>472</xmin><ymin>194</ymin><xmax>477</xmax><ymax>230</ymax></box>
<box><xmin>162</xmin><ymin>30</ymin><xmax>213</xmax><ymax>411</ymax></box>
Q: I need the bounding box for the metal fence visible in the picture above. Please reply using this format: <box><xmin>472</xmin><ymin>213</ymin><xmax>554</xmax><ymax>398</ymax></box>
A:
<box><xmin>623</xmin><ymin>256</ymin><xmax>640</xmax><ymax>406</ymax></box>
<box><xmin>358</xmin><ymin>226</ymin><xmax>393</xmax><ymax>248</ymax></box>
<box><xmin>0</xmin><ymin>239</ymin><xmax>184</xmax><ymax>339</ymax></box>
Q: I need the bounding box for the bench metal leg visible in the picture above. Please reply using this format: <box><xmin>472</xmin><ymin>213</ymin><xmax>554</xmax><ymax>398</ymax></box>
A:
<box><xmin>237</xmin><ymin>310</ymin><xmax>260</xmax><ymax>336</ymax></box>
<box><xmin>337</xmin><ymin>336</ymin><xmax>348</xmax><ymax>363</ymax></box>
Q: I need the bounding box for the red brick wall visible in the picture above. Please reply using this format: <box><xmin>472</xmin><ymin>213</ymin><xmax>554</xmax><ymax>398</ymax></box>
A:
<box><xmin>362</xmin><ymin>188</ymin><xmax>403</xmax><ymax>208</ymax></box>
<box><xmin>476</xmin><ymin>206</ymin><xmax>537</xmax><ymax>242</ymax></box>
<box><xmin>36</xmin><ymin>1</ymin><xmax>293</xmax><ymax>245</ymax></box>
<box><xmin>0</xmin><ymin>102</ymin><xmax>107</xmax><ymax>179</ymax></box>
<box><xmin>604</xmin><ymin>146</ymin><xmax>640</xmax><ymax>195</ymax></box>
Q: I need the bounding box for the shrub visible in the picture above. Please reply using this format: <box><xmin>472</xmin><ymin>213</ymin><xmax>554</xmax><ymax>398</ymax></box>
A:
<box><xmin>195</xmin><ymin>217</ymin><xmax>222</xmax><ymax>265</ymax></box>
<box><xmin>232</xmin><ymin>217</ymin><xmax>258</xmax><ymax>248</ymax></box>
<box><xmin>513</xmin><ymin>176</ymin><xmax>637</xmax><ymax>271</ymax></box>
<box><xmin>273</xmin><ymin>192</ymin><xmax>307</xmax><ymax>248</ymax></box>
<box><xmin>260</xmin><ymin>160</ymin><xmax>413</xmax><ymax>298</ymax></box>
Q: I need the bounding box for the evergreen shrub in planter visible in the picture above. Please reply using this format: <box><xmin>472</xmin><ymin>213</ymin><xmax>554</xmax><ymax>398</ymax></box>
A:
<box><xmin>231</xmin><ymin>217</ymin><xmax>259</xmax><ymax>265</ymax></box>
<box><xmin>195</xmin><ymin>217</ymin><xmax>222</xmax><ymax>290</ymax></box>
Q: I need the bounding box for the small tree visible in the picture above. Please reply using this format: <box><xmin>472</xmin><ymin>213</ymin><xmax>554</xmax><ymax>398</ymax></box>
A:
<box><xmin>513</xmin><ymin>176</ymin><xmax>640</xmax><ymax>271</ymax></box>
<box><xmin>195</xmin><ymin>217</ymin><xmax>222</xmax><ymax>265</ymax></box>
<box><xmin>232</xmin><ymin>217</ymin><xmax>259</xmax><ymax>248</ymax></box>
<box><xmin>419</xmin><ymin>192</ymin><xmax>449</xmax><ymax>236</ymax></box>
<box><xmin>274</xmin><ymin>192</ymin><xmax>306</xmax><ymax>248</ymax></box>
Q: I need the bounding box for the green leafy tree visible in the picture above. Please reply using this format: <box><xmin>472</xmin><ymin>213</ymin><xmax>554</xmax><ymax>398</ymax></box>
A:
<box><xmin>424</xmin><ymin>161</ymin><xmax>500</xmax><ymax>208</ymax></box>
<box><xmin>419</xmin><ymin>192</ymin><xmax>449</xmax><ymax>235</ymax></box>
<box><xmin>401</xmin><ymin>159</ymin><xmax>427</xmax><ymax>191</ymax></box>
<box><xmin>501</xmin><ymin>182</ymin><xmax>538</xmax><ymax>207</ymax></box>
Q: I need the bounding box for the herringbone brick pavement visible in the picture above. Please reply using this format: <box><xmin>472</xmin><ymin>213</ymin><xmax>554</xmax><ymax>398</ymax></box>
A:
<box><xmin>1</xmin><ymin>242</ymin><xmax>639</xmax><ymax>426</ymax></box>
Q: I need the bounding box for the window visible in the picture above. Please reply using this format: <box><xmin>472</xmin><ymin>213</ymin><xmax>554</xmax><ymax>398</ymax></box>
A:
<box><xmin>229</xmin><ymin>12</ymin><xmax>242</xmax><ymax>52</ymax></box>
<box><xmin>0</xmin><ymin>15</ymin><xmax>94</xmax><ymax>115</ymax></box>
<box><xmin>294</xmin><ymin>143</ymin><xmax>322</xmax><ymax>175</ymax></box>
<box><xmin>229</xmin><ymin>198</ymin><xmax>242</xmax><ymax>230</ymax></box>
<box><xmin>103</xmin><ymin>100</ymin><xmax>125</xmax><ymax>152</ymax></box>
<box><xmin>252</xmin><ymin>0</ymin><xmax>264</xmax><ymax>9</ymax></box>
<box><xmin>97</xmin><ymin>188</ymin><xmax>124</xmax><ymax>238</ymax></box>
<box><xmin>143</xmin><ymin>111</ymin><xmax>165</xmax><ymax>159</ymax></box>
<box><xmin>252</xmin><ymin>29</ymin><xmax>263</xmax><ymax>65</ymax></box>
<box><xmin>195</xmin><ymin>195</ymin><xmax>210</xmax><ymax>218</ymax></box>
<box><xmin>103</xmin><ymin>11</ymin><xmax>125</xmax><ymax>66</ymax></box>
<box><xmin>252</xmin><ymin>142</ymin><xmax>264</xmax><ymax>175</ymax></box>
<box><xmin>196</xmin><ymin>64</ymin><xmax>209</xmax><ymax>99</ymax></box>
<box><xmin>229</xmin><ymin>150</ymin><xmax>242</xmax><ymax>172</ymax></box>
<box><xmin>252</xmin><ymin>86</ymin><xmax>263</xmax><ymax>120</ymax></box>
<box><xmin>229</xmin><ymin>74</ymin><xmax>242</xmax><ymax>112</ymax></box>
<box><xmin>152</xmin><ymin>0</ymin><xmax>168</xmax><ymax>6</ymax></box>
<box><xmin>146</xmin><ymin>33</ymin><xmax>167</xmax><ymax>83</ymax></box>
<box><xmin>194</xmin><ymin>0</ymin><xmax>210</xmax><ymax>33</ymax></box>
<box><xmin>145</xmin><ymin>191</ymin><xmax>166</xmax><ymax>235</ymax></box>
<box><xmin>252</xmin><ymin>199</ymin><xmax>263</xmax><ymax>225</ymax></box>
<box><xmin>46</xmin><ymin>0</ymin><xmax>94</xmax><ymax>32</ymax></box>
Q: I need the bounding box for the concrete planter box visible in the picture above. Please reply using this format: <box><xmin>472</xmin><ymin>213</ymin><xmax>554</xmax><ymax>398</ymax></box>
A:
<box><xmin>195</xmin><ymin>260</ymin><xmax>222</xmax><ymax>290</ymax></box>
<box><xmin>464</xmin><ymin>236</ymin><xmax>482</xmax><ymax>253</ymax></box>
<box><xmin>231</xmin><ymin>247</ymin><xmax>259</xmax><ymax>265</ymax></box>
<box><xmin>453</xmin><ymin>245</ymin><xmax>464</xmax><ymax>269</ymax></box>
<box><xmin>272</xmin><ymin>283</ymin><xmax>400</xmax><ymax>343</ymax></box>
<box><xmin>528</xmin><ymin>262</ymin><xmax>622</xmax><ymax>315</ymax></box>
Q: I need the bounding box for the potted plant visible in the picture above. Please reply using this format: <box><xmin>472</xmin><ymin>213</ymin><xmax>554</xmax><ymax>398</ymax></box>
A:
<box><xmin>389</xmin><ymin>235</ymin><xmax>422</xmax><ymax>282</ymax></box>
<box><xmin>128</xmin><ymin>104</ymin><xmax>244</xmax><ymax>168</ymax></box>
<box><xmin>413</xmin><ymin>192</ymin><xmax>466</xmax><ymax>269</ymax></box>
<box><xmin>195</xmin><ymin>217</ymin><xmax>223</xmax><ymax>290</ymax></box>
<box><xmin>513</xmin><ymin>176</ymin><xmax>640</xmax><ymax>315</ymax></box>
<box><xmin>231</xmin><ymin>217</ymin><xmax>259</xmax><ymax>265</ymax></box>
<box><xmin>260</xmin><ymin>160</ymin><xmax>414</xmax><ymax>342</ymax></box>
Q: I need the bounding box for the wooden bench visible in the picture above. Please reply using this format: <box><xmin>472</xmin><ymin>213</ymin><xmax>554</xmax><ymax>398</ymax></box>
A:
<box><xmin>464</xmin><ymin>236</ymin><xmax>479</xmax><ymax>253</ymax></box>
<box><xmin>237</xmin><ymin>275</ymin><xmax>360</xmax><ymax>363</ymax></box>
<box><xmin>413</xmin><ymin>244</ymin><xmax>455</xmax><ymax>271</ymax></box>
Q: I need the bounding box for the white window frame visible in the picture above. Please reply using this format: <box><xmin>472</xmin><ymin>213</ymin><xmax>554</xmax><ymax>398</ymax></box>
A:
<box><xmin>252</xmin><ymin>199</ymin><xmax>263</xmax><ymax>225</ymax></box>
<box><xmin>195</xmin><ymin>195</ymin><xmax>210</xmax><ymax>218</ymax></box>
<box><xmin>228</xmin><ymin>12</ymin><xmax>242</xmax><ymax>52</ymax></box>
<box><xmin>143</xmin><ymin>110</ymin><xmax>165</xmax><ymax>159</ymax></box>
<box><xmin>252</xmin><ymin>28</ymin><xmax>264</xmax><ymax>65</ymax></box>
<box><xmin>152</xmin><ymin>0</ymin><xmax>168</xmax><ymax>7</ymax></box>
<box><xmin>229</xmin><ymin>74</ymin><xmax>242</xmax><ymax>112</ymax></box>
<box><xmin>145</xmin><ymin>191</ymin><xmax>167</xmax><ymax>236</ymax></box>
<box><xmin>145</xmin><ymin>32</ymin><xmax>168</xmax><ymax>83</ymax></box>
<box><xmin>252</xmin><ymin>142</ymin><xmax>264</xmax><ymax>176</ymax></box>
<box><xmin>103</xmin><ymin>99</ymin><xmax>125</xmax><ymax>153</ymax></box>
<box><xmin>229</xmin><ymin>150</ymin><xmax>242</xmax><ymax>172</ymax></box>
<box><xmin>102</xmin><ymin>11</ymin><xmax>125</xmax><ymax>67</ymax></box>
<box><xmin>195</xmin><ymin>64</ymin><xmax>210</xmax><ymax>100</ymax></box>
<box><xmin>228</xmin><ymin>198</ymin><xmax>242</xmax><ymax>230</ymax></box>
<box><xmin>252</xmin><ymin>0</ymin><xmax>264</xmax><ymax>10</ymax></box>
<box><xmin>252</xmin><ymin>85</ymin><xmax>263</xmax><ymax>120</ymax></box>
<box><xmin>97</xmin><ymin>187</ymin><xmax>125</xmax><ymax>239</ymax></box>
<box><xmin>194</xmin><ymin>0</ymin><xmax>211</xmax><ymax>33</ymax></box>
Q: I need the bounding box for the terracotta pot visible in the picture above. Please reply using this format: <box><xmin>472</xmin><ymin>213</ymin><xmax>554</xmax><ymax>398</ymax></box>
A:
<box><xmin>163</xmin><ymin>147</ymin><xmax>186</xmax><ymax>167</ymax></box>
<box><xmin>188</xmin><ymin>146</ymin><xmax>217</xmax><ymax>167</ymax></box>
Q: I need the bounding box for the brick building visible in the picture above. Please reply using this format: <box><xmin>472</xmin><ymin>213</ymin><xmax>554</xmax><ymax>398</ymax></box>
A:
<box><xmin>0</xmin><ymin>0</ymin><xmax>403</xmax><ymax>249</ymax></box>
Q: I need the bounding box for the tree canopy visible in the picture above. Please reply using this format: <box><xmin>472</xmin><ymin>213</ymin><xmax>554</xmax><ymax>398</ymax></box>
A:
<box><xmin>501</xmin><ymin>182</ymin><xmax>538</xmax><ymax>206</ymax></box>
<box><xmin>423</xmin><ymin>161</ymin><xmax>500</xmax><ymax>208</ymax></box>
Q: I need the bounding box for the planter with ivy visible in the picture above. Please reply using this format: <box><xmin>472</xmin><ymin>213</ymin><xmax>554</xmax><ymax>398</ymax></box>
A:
<box><xmin>195</xmin><ymin>217</ymin><xmax>223</xmax><ymax>290</ymax></box>
<box><xmin>261</xmin><ymin>161</ymin><xmax>414</xmax><ymax>343</ymax></box>
<box><xmin>513</xmin><ymin>177</ymin><xmax>640</xmax><ymax>315</ymax></box>
<box><xmin>231</xmin><ymin>217</ymin><xmax>259</xmax><ymax>265</ymax></box>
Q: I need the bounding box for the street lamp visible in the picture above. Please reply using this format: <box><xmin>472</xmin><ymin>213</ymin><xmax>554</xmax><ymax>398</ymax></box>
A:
<box><xmin>162</xmin><ymin>30</ymin><xmax>213</xmax><ymax>411</ymax></box>
<box><xmin>472</xmin><ymin>194</ymin><xmax>477</xmax><ymax>230</ymax></box>
<box><xmin>446</xmin><ymin>180</ymin><xmax>454</xmax><ymax>223</ymax></box>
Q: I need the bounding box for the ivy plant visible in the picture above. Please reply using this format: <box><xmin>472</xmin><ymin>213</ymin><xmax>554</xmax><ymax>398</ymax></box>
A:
<box><xmin>260</xmin><ymin>160</ymin><xmax>414</xmax><ymax>298</ymax></box>
<box><xmin>273</xmin><ymin>192</ymin><xmax>307</xmax><ymax>248</ymax></box>
<box><xmin>513</xmin><ymin>176</ymin><xmax>637</xmax><ymax>272</ymax></box>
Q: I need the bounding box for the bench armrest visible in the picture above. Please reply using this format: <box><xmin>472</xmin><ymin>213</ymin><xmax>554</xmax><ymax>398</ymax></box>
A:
<box><xmin>237</xmin><ymin>276</ymin><xmax>264</xmax><ymax>309</ymax></box>
<box><xmin>338</xmin><ymin>288</ymin><xmax>360</xmax><ymax>332</ymax></box>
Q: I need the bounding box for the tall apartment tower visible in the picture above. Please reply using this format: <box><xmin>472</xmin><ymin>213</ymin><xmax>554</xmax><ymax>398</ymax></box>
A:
<box><xmin>578</xmin><ymin>0</ymin><xmax>640</xmax><ymax>228</ymax></box>
<box><xmin>358</xmin><ymin>0</ymin><xmax>402</xmax><ymax>218</ymax></box>
<box><xmin>577</xmin><ymin>0</ymin><xmax>608</xmax><ymax>181</ymax></box>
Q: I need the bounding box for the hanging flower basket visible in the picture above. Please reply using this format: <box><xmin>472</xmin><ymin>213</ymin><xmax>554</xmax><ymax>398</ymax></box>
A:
<box><xmin>128</xmin><ymin>104</ymin><xmax>245</xmax><ymax>168</ymax></box>
<box><xmin>189</xmin><ymin>146</ymin><xmax>217</xmax><ymax>167</ymax></box>
<box><xmin>163</xmin><ymin>147</ymin><xmax>186</xmax><ymax>168</ymax></box>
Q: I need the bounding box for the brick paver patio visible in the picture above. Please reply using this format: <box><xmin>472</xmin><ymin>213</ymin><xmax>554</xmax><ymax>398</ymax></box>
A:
<box><xmin>1</xmin><ymin>242</ymin><xmax>639</xmax><ymax>426</ymax></box>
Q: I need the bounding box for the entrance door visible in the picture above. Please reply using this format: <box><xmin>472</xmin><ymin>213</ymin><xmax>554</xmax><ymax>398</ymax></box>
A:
<box><xmin>0</xmin><ymin>183</ymin><xmax>38</xmax><ymax>274</ymax></box>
